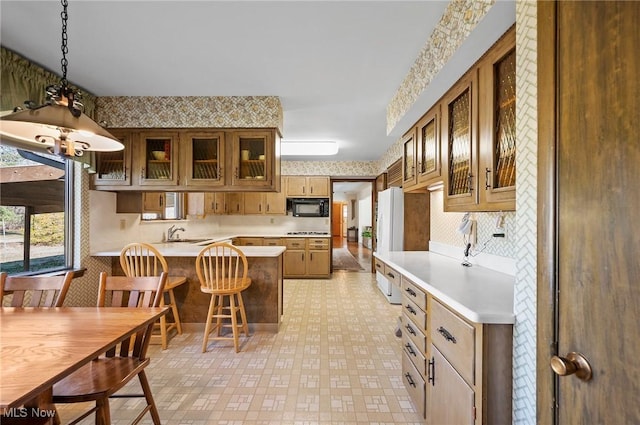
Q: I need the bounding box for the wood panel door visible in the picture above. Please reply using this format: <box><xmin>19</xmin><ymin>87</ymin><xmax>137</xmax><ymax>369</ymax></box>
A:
<box><xmin>331</xmin><ymin>202</ymin><xmax>343</xmax><ymax>237</ymax></box>
<box><xmin>538</xmin><ymin>2</ymin><xmax>640</xmax><ymax>424</ymax></box>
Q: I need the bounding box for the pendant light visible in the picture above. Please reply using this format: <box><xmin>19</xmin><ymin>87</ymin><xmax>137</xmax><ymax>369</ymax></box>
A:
<box><xmin>0</xmin><ymin>0</ymin><xmax>123</xmax><ymax>157</ymax></box>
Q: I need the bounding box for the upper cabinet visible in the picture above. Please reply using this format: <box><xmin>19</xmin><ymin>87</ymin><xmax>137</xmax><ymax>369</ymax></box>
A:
<box><xmin>401</xmin><ymin>129</ymin><xmax>417</xmax><ymax>188</ymax></box>
<box><xmin>230</xmin><ymin>130</ymin><xmax>279</xmax><ymax>190</ymax></box>
<box><xmin>181</xmin><ymin>131</ymin><xmax>225</xmax><ymax>188</ymax></box>
<box><xmin>285</xmin><ymin>176</ymin><xmax>330</xmax><ymax>198</ymax></box>
<box><xmin>401</xmin><ymin>26</ymin><xmax>515</xmax><ymax>211</ymax></box>
<box><xmin>138</xmin><ymin>131</ymin><xmax>180</xmax><ymax>186</ymax></box>
<box><xmin>91</xmin><ymin>128</ymin><xmax>281</xmax><ymax>192</ymax></box>
<box><xmin>93</xmin><ymin>129</ymin><xmax>132</xmax><ymax>187</ymax></box>
<box><xmin>403</xmin><ymin>104</ymin><xmax>442</xmax><ymax>192</ymax></box>
<box><xmin>478</xmin><ymin>29</ymin><xmax>516</xmax><ymax>210</ymax></box>
<box><xmin>442</xmin><ymin>71</ymin><xmax>479</xmax><ymax>212</ymax></box>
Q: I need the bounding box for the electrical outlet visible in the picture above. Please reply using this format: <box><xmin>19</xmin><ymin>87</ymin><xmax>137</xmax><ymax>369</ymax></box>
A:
<box><xmin>119</xmin><ymin>219</ymin><xmax>126</xmax><ymax>230</ymax></box>
<box><xmin>270</xmin><ymin>218</ymin><xmax>274</xmax><ymax>224</ymax></box>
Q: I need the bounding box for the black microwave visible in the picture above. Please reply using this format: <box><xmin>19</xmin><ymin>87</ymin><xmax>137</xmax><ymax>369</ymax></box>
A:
<box><xmin>288</xmin><ymin>198</ymin><xmax>330</xmax><ymax>217</ymax></box>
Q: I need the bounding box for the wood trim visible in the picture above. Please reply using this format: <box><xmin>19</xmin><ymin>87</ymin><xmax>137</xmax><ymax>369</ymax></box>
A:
<box><xmin>537</xmin><ymin>1</ymin><xmax>557</xmax><ymax>425</ymax></box>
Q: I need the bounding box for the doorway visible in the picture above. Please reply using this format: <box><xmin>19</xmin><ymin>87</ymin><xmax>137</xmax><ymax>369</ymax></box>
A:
<box><xmin>331</xmin><ymin>180</ymin><xmax>375</xmax><ymax>272</ymax></box>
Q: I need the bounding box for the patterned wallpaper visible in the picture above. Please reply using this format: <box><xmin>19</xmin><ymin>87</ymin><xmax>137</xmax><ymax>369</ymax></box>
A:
<box><xmin>282</xmin><ymin>160</ymin><xmax>378</xmax><ymax>177</ymax></box>
<box><xmin>96</xmin><ymin>96</ymin><xmax>283</xmax><ymax>131</ymax></box>
<box><xmin>512</xmin><ymin>2</ymin><xmax>538</xmax><ymax>424</ymax></box>
<box><xmin>386</xmin><ymin>0</ymin><xmax>495</xmax><ymax>134</ymax></box>
<box><xmin>376</xmin><ymin>138</ymin><xmax>403</xmax><ymax>175</ymax></box>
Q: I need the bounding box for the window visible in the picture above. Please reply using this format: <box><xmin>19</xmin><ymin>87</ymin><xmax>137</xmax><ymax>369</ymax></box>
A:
<box><xmin>0</xmin><ymin>146</ymin><xmax>72</xmax><ymax>275</ymax></box>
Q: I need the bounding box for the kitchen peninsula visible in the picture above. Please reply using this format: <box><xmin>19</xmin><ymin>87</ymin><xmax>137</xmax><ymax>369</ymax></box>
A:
<box><xmin>93</xmin><ymin>240</ymin><xmax>285</xmax><ymax>331</ymax></box>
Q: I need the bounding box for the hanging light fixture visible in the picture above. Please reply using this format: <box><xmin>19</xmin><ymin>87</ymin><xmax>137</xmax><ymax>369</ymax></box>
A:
<box><xmin>0</xmin><ymin>0</ymin><xmax>123</xmax><ymax>157</ymax></box>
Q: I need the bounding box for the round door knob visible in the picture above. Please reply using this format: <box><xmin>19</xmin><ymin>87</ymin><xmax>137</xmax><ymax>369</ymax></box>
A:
<box><xmin>550</xmin><ymin>352</ymin><xmax>592</xmax><ymax>381</ymax></box>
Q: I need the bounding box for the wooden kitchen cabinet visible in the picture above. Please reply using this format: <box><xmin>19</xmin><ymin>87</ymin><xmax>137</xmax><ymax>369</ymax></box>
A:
<box><xmin>138</xmin><ymin>131</ymin><xmax>180</xmax><ymax>186</ymax></box>
<box><xmin>428</xmin><ymin>345</ymin><xmax>475</xmax><ymax>425</ymax></box>
<box><xmin>91</xmin><ymin>128</ymin><xmax>281</xmax><ymax>192</ymax></box>
<box><xmin>478</xmin><ymin>28</ymin><xmax>516</xmax><ymax>210</ymax></box>
<box><xmin>285</xmin><ymin>176</ymin><xmax>330</xmax><ymax>197</ymax></box>
<box><xmin>306</xmin><ymin>238</ymin><xmax>330</xmax><ymax>277</ymax></box>
<box><xmin>442</xmin><ymin>70</ymin><xmax>479</xmax><ymax>212</ymax></box>
<box><xmin>142</xmin><ymin>192</ymin><xmax>165</xmax><ymax>213</ymax></box>
<box><xmin>283</xmin><ymin>237</ymin><xmax>330</xmax><ymax>278</ymax></box>
<box><xmin>204</xmin><ymin>192</ymin><xmax>228</xmax><ymax>215</ymax></box>
<box><xmin>93</xmin><ymin>129</ymin><xmax>132</xmax><ymax>186</ymax></box>
<box><xmin>401</xmin><ymin>128</ymin><xmax>417</xmax><ymax>188</ymax></box>
<box><xmin>181</xmin><ymin>131</ymin><xmax>225</xmax><ymax>188</ymax></box>
<box><xmin>230</xmin><ymin>130</ymin><xmax>280</xmax><ymax>190</ymax></box>
<box><xmin>243</xmin><ymin>191</ymin><xmax>286</xmax><ymax>215</ymax></box>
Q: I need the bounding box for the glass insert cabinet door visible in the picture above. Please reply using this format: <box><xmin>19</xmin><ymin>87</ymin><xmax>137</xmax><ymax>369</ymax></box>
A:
<box><xmin>448</xmin><ymin>88</ymin><xmax>473</xmax><ymax>197</ymax></box>
<box><xmin>139</xmin><ymin>131</ymin><xmax>179</xmax><ymax>186</ymax></box>
<box><xmin>491</xmin><ymin>48</ymin><xmax>516</xmax><ymax>190</ymax></box>
<box><xmin>416</xmin><ymin>104</ymin><xmax>441</xmax><ymax>184</ymax></box>
<box><xmin>231</xmin><ymin>131</ymin><xmax>273</xmax><ymax>186</ymax></box>
<box><xmin>181</xmin><ymin>131</ymin><xmax>225</xmax><ymax>187</ymax></box>
<box><xmin>93</xmin><ymin>130</ymin><xmax>131</xmax><ymax>186</ymax></box>
<box><xmin>402</xmin><ymin>130</ymin><xmax>416</xmax><ymax>186</ymax></box>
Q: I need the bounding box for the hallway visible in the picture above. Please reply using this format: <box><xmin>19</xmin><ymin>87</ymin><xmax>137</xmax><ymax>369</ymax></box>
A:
<box><xmin>332</xmin><ymin>236</ymin><xmax>372</xmax><ymax>273</ymax></box>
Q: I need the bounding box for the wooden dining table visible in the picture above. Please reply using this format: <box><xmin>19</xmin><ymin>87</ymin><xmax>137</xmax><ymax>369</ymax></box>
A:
<box><xmin>0</xmin><ymin>307</ymin><xmax>167</xmax><ymax>421</ymax></box>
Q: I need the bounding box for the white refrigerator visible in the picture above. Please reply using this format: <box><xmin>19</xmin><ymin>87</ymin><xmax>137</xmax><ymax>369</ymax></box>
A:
<box><xmin>375</xmin><ymin>187</ymin><xmax>404</xmax><ymax>303</ymax></box>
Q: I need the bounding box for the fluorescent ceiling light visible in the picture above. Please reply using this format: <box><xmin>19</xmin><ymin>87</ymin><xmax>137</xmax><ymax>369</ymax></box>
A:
<box><xmin>281</xmin><ymin>141</ymin><xmax>339</xmax><ymax>156</ymax></box>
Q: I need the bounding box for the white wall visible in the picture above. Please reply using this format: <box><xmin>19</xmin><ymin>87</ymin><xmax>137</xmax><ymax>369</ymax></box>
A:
<box><xmin>357</xmin><ymin>184</ymin><xmax>372</xmax><ymax>245</ymax></box>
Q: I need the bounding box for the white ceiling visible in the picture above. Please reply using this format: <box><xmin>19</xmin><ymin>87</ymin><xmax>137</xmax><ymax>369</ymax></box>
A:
<box><xmin>0</xmin><ymin>1</ymin><xmax>513</xmax><ymax>162</ymax></box>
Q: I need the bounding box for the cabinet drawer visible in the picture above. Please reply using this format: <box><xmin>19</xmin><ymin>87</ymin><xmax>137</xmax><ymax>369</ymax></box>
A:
<box><xmin>374</xmin><ymin>258</ymin><xmax>385</xmax><ymax>273</ymax></box>
<box><xmin>383</xmin><ymin>264</ymin><xmax>401</xmax><ymax>287</ymax></box>
<box><xmin>403</xmin><ymin>297</ymin><xmax>427</xmax><ymax>330</ymax></box>
<box><xmin>263</xmin><ymin>238</ymin><xmax>283</xmax><ymax>246</ymax></box>
<box><xmin>238</xmin><ymin>237</ymin><xmax>263</xmax><ymax>246</ymax></box>
<box><xmin>285</xmin><ymin>238</ymin><xmax>306</xmax><ymax>249</ymax></box>
<box><xmin>430</xmin><ymin>298</ymin><xmax>475</xmax><ymax>385</ymax></box>
<box><xmin>402</xmin><ymin>352</ymin><xmax>426</xmax><ymax>418</ymax></box>
<box><xmin>308</xmin><ymin>238</ymin><xmax>329</xmax><ymax>250</ymax></box>
<box><xmin>402</xmin><ymin>276</ymin><xmax>427</xmax><ymax>312</ymax></box>
<box><xmin>403</xmin><ymin>315</ymin><xmax>426</xmax><ymax>354</ymax></box>
<box><xmin>402</xmin><ymin>331</ymin><xmax>427</xmax><ymax>379</ymax></box>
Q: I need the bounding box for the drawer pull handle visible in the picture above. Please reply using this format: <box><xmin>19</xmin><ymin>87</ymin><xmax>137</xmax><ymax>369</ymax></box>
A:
<box><xmin>405</xmin><ymin>305</ymin><xmax>417</xmax><ymax>315</ymax></box>
<box><xmin>404</xmin><ymin>372</ymin><xmax>416</xmax><ymax>388</ymax></box>
<box><xmin>405</xmin><ymin>287</ymin><xmax>416</xmax><ymax>297</ymax></box>
<box><xmin>404</xmin><ymin>343</ymin><xmax>416</xmax><ymax>356</ymax></box>
<box><xmin>375</xmin><ymin>263</ymin><xmax>383</xmax><ymax>269</ymax></box>
<box><xmin>437</xmin><ymin>326</ymin><xmax>457</xmax><ymax>344</ymax></box>
<box><xmin>405</xmin><ymin>324</ymin><xmax>416</xmax><ymax>336</ymax></box>
<box><xmin>428</xmin><ymin>358</ymin><xmax>435</xmax><ymax>386</ymax></box>
<box><xmin>386</xmin><ymin>272</ymin><xmax>395</xmax><ymax>279</ymax></box>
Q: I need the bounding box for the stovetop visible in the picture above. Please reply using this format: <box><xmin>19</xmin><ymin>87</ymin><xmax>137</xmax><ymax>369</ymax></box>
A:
<box><xmin>286</xmin><ymin>231</ymin><xmax>330</xmax><ymax>235</ymax></box>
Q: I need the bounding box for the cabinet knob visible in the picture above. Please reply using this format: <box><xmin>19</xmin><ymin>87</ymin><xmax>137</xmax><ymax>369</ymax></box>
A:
<box><xmin>550</xmin><ymin>352</ymin><xmax>592</xmax><ymax>381</ymax></box>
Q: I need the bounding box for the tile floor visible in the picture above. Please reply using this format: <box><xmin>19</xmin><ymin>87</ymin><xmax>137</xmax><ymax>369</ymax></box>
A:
<box><xmin>57</xmin><ymin>272</ymin><xmax>423</xmax><ymax>425</ymax></box>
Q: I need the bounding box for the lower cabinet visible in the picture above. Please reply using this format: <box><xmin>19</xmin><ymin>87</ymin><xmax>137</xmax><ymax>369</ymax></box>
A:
<box><xmin>399</xmin><ymin>276</ymin><xmax>513</xmax><ymax>424</ymax></box>
<box><xmin>428</xmin><ymin>346</ymin><xmax>475</xmax><ymax>425</ymax></box>
<box><xmin>283</xmin><ymin>237</ymin><xmax>330</xmax><ymax>278</ymax></box>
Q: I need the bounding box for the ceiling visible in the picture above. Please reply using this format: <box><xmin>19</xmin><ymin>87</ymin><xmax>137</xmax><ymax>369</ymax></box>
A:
<box><xmin>0</xmin><ymin>1</ymin><xmax>513</xmax><ymax>163</ymax></box>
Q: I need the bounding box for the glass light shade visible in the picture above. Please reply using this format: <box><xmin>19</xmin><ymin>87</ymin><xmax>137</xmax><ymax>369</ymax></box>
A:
<box><xmin>0</xmin><ymin>103</ymin><xmax>123</xmax><ymax>156</ymax></box>
<box><xmin>281</xmin><ymin>141</ymin><xmax>339</xmax><ymax>156</ymax></box>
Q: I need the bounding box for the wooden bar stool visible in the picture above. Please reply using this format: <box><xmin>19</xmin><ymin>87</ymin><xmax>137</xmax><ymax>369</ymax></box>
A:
<box><xmin>120</xmin><ymin>242</ymin><xmax>187</xmax><ymax>349</ymax></box>
<box><xmin>196</xmin><ymin>242</ymin><xmax>252</xmax><ymax>353</ymax></box>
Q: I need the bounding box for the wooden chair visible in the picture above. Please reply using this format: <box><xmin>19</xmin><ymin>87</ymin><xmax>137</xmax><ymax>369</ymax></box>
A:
<box><xmin>120</xmin><ymin>242</ymin><xmax>187</xmax><ymax>349</ymax></box>
<box><xmin>196</xmin><ymin>242</ymin><xmax>252</xmax><ymax>353</ymax></box>
<box><xmin>52</xmin><ymin>272</ymin><xmax>167</xmax><ymax>425</ymax></box>
<box><xmin>0</xmin><ymin>271</ymin><xmax>73</xmax><ymax>307</ymax></box>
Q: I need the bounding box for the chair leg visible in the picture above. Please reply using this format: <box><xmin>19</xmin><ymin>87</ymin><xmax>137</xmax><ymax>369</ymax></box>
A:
<box><xmin>159</xmin><ymin>295</ymin><xmax>168</xmax><ymax>350</ymax></box>
<box><xmin>168</xmin><ymin>288</ymin><xmax>182</xmax><ymax>335</ymax></box>
<box><xmin>138</xmin><ymin>370</ymin><xmax>161</xmax><ymax>425</ymax></box>
<box><xmin>229</xmin><ymin>293</ymin><xmax>239</xmax><ymax>352</ymax></box>
<box><xmin>95</xmin><ymin>397</ymin><xmax>110</xmax><ymax>425</ymax></box>
<box><xmin>236</xmin><ymin>292</ymin><xmax>250</xmax><ymax>337</ymax></box>
<box><xmin>202</xmin><ymin>293</ymin><xmax>217</xmax><ymax>353</ymax></box>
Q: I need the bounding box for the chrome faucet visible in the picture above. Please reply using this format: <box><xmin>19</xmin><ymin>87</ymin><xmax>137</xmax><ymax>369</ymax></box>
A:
<box><xmin>167</xmin><ymin>225</ymin><xmax>185</xmax><ymax>241</ymax></box>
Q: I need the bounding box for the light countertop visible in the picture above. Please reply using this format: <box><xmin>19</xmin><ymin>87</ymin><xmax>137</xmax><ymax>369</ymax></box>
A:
<box><xmin>92</xmin><ymin>243</ymin><xmax>286</xmax><ymax>258</ymax></box>
<box><xmin>374</xmin><ymin>251</ymin><xmax>515</xmax><ymax>324</ymax></box>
